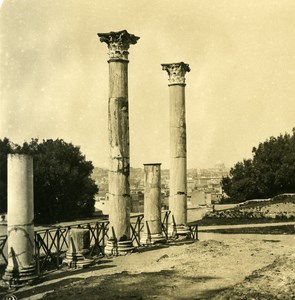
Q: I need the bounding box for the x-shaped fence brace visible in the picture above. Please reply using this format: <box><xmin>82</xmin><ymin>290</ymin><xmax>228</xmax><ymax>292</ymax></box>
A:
<box><xmin>34</xmin><ymin>221</ymin><xmax>110</xmax><ymax>272</ymax></box>
<box><xmin>35</xmin><ymin>233</ymin><xmax>58</xmax><ymax>273</ymax></box>
<box><xmin>34</xmin><ymin>228</ymin><xmax>68</xmax><ymax>273</ymax></box>
<box><xmin>161</xmin><ymin>210</ymin><xmax>171</xmax><ymax>239</ymax></box>
<box><xmin>94</xmin><ymin>221</ymin><xmax>109</xmax><ymax>256</ymax></box>
<box><xmin>72</xmin><ymin>221</ymin><xmax>109</xmax><ymax>256</ymax></box>
<box><xmin>188</xmin><ymin>223</ymin><xmax>199</xmax><ymax>240</ymax></box>
<box><xmin>130</xmin><ymin>214</ymin><xmax>144</xmax><ymax>246</ymax></box>
<box><xmin>0</xmin><ymin>235</ymin><xmax>7</xmax><ymax>264</ymax></box>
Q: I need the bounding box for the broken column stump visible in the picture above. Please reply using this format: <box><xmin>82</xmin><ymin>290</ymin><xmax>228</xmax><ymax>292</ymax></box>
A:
<box><xmin>141</xmin><ymin>163</ymin><xmax>166</xmax><ymax>245</ymax></box>
<box><xmin>64</xmin><ymin>228</ymin><xmax>93</xmax><ymax>269</ymax></box>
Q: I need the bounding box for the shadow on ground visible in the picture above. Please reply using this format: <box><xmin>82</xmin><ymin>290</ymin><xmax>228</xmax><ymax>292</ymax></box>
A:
<box><xmin>0</xmin><ymin>260</ymin><xmax>116</xmax><ymax>299</ymax></box>
<box><xmin>135</xmin><ymin>239</ymin><xmax>196</xmax><ymax>254</ymax></box>
<box><xmin>40</xmin><ymin>270</ymin><xmax>223</xmax><ymax>300</ymax></box>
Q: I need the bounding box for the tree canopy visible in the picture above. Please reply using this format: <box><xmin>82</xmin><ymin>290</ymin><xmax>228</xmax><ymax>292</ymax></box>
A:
<box><xmin>0</xmin><ymin>138</ymin><xmax>18</xmax><ymax>213</ymax></box>
<box><xmin>222</xmin><ymin>129</ymin><xmax>295</xmax><ymax>202</ymax></box>
<box><xmin>0</xmin><ymin>138</ymin><xmax>98</xmax><ymax>224</ymax></box>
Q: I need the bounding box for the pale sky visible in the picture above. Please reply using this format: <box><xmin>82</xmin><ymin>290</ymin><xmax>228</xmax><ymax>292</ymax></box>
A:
<box><xmin>1</xmin><ymin>0</ymin><xmax>294</xmax><ymax>169</ymax></box>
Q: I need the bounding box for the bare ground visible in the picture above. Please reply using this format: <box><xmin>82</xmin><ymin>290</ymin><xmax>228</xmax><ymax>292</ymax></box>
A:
<box><xmin>7</xmin><ymin>234</ymin><xmax>295</xmax><ymax>300</ymax></box>
<box><xmin>213</xmin><ymin>255</ymin><xmax>295</xmax><ymax>300</ymax></box>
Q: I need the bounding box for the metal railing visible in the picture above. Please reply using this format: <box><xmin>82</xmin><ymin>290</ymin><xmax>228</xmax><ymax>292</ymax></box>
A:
<box><xmin>130</xmin><ymin>214</ymin><xmax>144</xmax><ymax>246</ymax></box>
<box><xmin>0</xmin><ymin>211</ymin><xmax>198</xmax><ymax>274</ymax></box>
<box><xmin>188</xmin><ymin>223</ymin><xmax>199</xmax><ymax>240</ymax></box>
<box><xmin>161</xmin><ymin>210</ymin><xmax>171</xmax><ymax>239</ymax></box>
<box><xmin>129</xmin><ymin>210</ymin><xmax>173</xmax><ymax>244</ymax></box>
<box><xmin>34</xmin><ymin>220</ymin><xmax>109</xmax><ymax>273</ymax></box>
<box><xmin>0</xmin><ymin>235</ymin><xmax>7</xmax><ymax>264</ymax></box>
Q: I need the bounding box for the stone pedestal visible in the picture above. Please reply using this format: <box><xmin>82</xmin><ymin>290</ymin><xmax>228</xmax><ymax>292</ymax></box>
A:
<box><xmin>141</xmin><ymin>164</ymin><xmax>165</xmax><ymax>245</ymax></box>
<box><xmin>98</xmin><ymin>30</ymin><xmax>139</xmax><ymax>254</ymax></box>
<box><xmin>104</xmin><ymin>239</ymin><xmax>118</xmax><ymax>256</ymax></box>
<box><xmin>3</xmin><ymin>154</ymin><xmax>38</xmax><ymax>287</ymax></box>
<box><xmin>162</xmin><ymin>62</ymin><xmax>191</xmax><ymax>237</ymax></box>
<box><xmin>104</xmin><ymin>239</ymin><xmax>135</xmax><ymax>256</ymax></box>
<box><xmin>64</xmin><ymin>228</ymin><xmax>93</xmax><ymax>268</ymax></box>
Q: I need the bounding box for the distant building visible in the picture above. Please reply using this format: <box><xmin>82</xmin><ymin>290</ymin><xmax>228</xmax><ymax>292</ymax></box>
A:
<box><xmin>215</xmin><ymin>161</ymin><xmax>226</xmax><ymax>170</ymax></box>
<box><xmin>190</xmin><ymin>190</ymin><xmax>212</xmax><ymax>206</ymax></box>
<box><xmin>131</xmin><ymin>190</ymin><xmax>144</xmax><ymax>213</ymax></box>
<box><xmin>94</xmin><ymin>194</ymin><xmax>109</xmax><ymax>215</ymax></box>
<box><xmin>187</xmin><ymin>177</ymin><xmax>196</xmax><ymax>196</ymax></box>
<box><xmin>92</xmin><ymin>165</ymin><xmax>228</xmax><ymax>212</ymax></box>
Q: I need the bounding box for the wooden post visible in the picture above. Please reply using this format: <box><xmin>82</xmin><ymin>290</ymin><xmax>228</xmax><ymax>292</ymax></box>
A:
<box><xmin>98</xmin><ymin>30</ymin><xmax>139</xmax><ymax>254</ymax></box>
<box><xmin>162</xmin><ymin>62</ymin><xmax>191</xmax><ymax>237</ymax></box>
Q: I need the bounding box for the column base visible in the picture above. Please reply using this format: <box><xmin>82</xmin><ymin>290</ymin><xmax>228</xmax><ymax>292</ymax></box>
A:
<box><xmin>63</xmin><ymin>252</ymin><xmax>93</xmax><ymax>269</ymax></box>
<box><xmin>2</xmin><ymin>265</ymin><xmax>38</xmax><ymax>288</ymax></box>
<box><xmin>105</xmin><ymin>240</ymin><xmax>118</xmax><ymax>256</ymax></box>
<box><xmin>105</xmin><ymin>239</ymin><xmax>134</xmax><ymax>256</ymax></box>
<box><xmin>140</xmin><ymin>233</ymin><xmax>166</xmax><ymax>245</ymax></box>
<box><xmin>168</xmin><ymin>224</ymin><xmax>191</xmax><ymax>239</ymax></box>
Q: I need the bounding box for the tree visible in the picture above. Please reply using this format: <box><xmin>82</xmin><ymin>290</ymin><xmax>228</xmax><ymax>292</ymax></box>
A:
<box><xmin>221</xmin><ymin>159</ymin><xmax>259</xmax><ymax>202</ymax></box>
<box><xmin>222</xmin><ymin>129</ymin><xmax>295</xmax><ymax>202</ymax></box>
<box><xmin>0</xmin><ymin>138</ymin><xmax>17</xmax><ymax>213</ymax></box>
<box><xmin>0</xmin><ymin>138</ymin><xmax>98</xmax><ymax>224</ymax></box>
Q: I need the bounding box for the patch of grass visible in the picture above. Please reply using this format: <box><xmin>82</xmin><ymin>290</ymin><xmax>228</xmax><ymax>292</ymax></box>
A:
<box><xmin>202</xmin><ymin>194</ymin><xmax>295</xmax><ymax>223</ymax></box>
<box><xmin>197</xmin><ymin>218</ymin><xmax>295</xmax><ymax>226</ymax></box>
<box><xmin>238</xmin><ymin>194</ymin><xmax>295</xmax><ymax>210</ymax></box>
<box><xmin>200</xmin><ymin>225</ymin><xmax>295</xmax><ymax>235</ymax></box>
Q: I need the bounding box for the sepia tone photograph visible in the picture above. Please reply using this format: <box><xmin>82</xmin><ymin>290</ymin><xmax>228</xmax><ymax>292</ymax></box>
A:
<box><xmin>0</xmin><ymin>0</ymin><xmax>294</xmax><ymax>299</ymax></box>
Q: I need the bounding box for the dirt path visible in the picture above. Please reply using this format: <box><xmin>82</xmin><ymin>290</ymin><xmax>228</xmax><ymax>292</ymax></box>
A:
<box><xmin>6</xmin><ymin>233</ymin><xmax>294</xmax><ymax>300</ymax></box>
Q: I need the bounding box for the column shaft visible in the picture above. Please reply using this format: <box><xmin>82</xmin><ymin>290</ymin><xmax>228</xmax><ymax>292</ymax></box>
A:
<box><xmin>108</xmin><ymin>60</ymin><xmax>130</xmax><ymax>241</ymax></box>
<box><xmin>3</xmin><ymin>154</ymin><xmax>37</xmax><ymax>286</ymax></box>
<box><xmin>162</xmin><ymin>62</ymin><xmax>191</xmax><ymax>237</ymax></box>
<box><xmin>142</xmin><ymin>164</ymin><xmax>165</xmax><ymax>244</ymax></box>
<box><xmin>169</xmin><ymin>85</ymin><xmax>187</xmax><ymax>226</ymax></box>
<box><xmin>98</xmin><ymin>30</ymin><xmax>139</xmax><ymax>254</ymax></box>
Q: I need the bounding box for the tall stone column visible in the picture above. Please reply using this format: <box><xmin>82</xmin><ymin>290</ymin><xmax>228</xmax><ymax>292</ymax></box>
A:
<box><xmin>98</xmin><ymin>30</ymin><xmax>139</xmax><ymax>254</ymax></box>
<box><xmin>141</xmin><ymin>163</ymin><xmax>165</xmax><ymax>245</ymax></box>
<box><xmin>162</xmin><ymin>62</ymin><xmax>191</xmax><ymax>237</ymax></box>
<box><xmin>3</xmin><ymin>154</ymin><xmax>38</xmax><ymax>286</ymax></box>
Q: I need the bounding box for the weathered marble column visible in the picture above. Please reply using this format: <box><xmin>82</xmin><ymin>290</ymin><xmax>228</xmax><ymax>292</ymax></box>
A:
<box><xmin>141</xmin><ymin>163</ymin><xmax>165</xmax><ymax>245</ymax></box>
<box><xmin>3</xmin><ymin>154</ymin><xmax>38</xmax><ymax>286</ymax></box>
<box><xmin>98</xmin><ymin>30</ymin><xmax>139</xmax><ymax>254</ymax></box>
<box><xmin>162</xmin><ymin>62</ymin><xmax>191</xmax><ymax>237</ymax></box>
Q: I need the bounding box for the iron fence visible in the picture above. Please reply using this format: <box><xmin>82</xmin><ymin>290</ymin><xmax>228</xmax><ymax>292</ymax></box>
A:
<box><xmin>130</xmin><ymin>214</ymin><xmax>144</xmax><ymax>246</ymax></box>
<box><xmin>188</xmin><ymin>223</ymin><xmax>199</xmax><ymax>240</ymax></box>
<box><xmin>0</xmin><ymin>235</ymin><xmax>7</xmax><ymax>264</ymax></box>
<box><xmin>161</xmin><ymin>210</ymin><xmax>171</xmax><ymax>239</ymax></box>
<box><xmin>0</xmin><ymin>211</ymin><xmax>198</xmax><ymax>274</ymax></box>
<box><xmin>34</xmin><ymin>220</ymin><xmax>109</xmax><ymax>273</ymax></box>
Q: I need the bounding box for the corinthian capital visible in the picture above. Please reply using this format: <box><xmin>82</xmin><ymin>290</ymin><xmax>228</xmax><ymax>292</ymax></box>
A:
<box><xmin>161</xmin><ymin>62</ymin><xmax>190</xmax><ymax>85</ymax></box>
<box><xmin>98</xmin><ymin>30</ymin><xmax>140</xmax><ymax>61</ymax></box>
